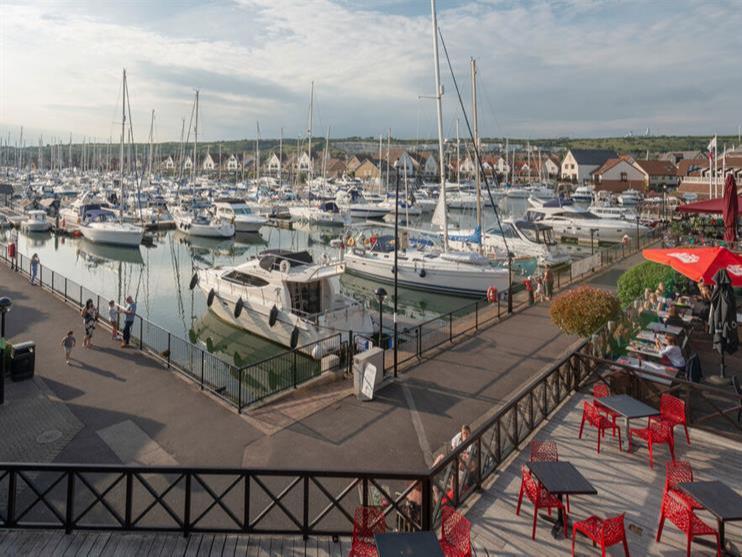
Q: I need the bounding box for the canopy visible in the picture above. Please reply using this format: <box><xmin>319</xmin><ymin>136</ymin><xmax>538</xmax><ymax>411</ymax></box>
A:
<box><xmin>642</xmin><ymin>246</ymin><xmax>742</xmax><ymax>286</ymax></box>
<box><xmin>676</xmin><ymin>194</ymin><xmax>742</xmax><ymax>214</ymax></box>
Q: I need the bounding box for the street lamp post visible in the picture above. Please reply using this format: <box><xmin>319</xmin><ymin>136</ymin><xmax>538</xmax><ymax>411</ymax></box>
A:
<box><xmin>662</xmin><ymin>185</ymin><xmax>668</xmax><ymax>225</ymax></box>
<box><xmin>590</xmin><ymin>228</ymin><xmax>598</xmax><ymax>255</ymax></box>
<box><xmin>635</xmin><ymin>215</ymin><xmax>641</xmax><ymax>251</ymax></box>
<box><xmin>393</xmin><ymin>168</ymin><xmax>400</xmax><ymax>377</ymax></box>
<box><xmin>374</xmin><ymin>287</ymin><xmax>387</xmax><ymax>350</ymax></box>
<box><xmin>0</xmin><ymin>296</ymin><xmax>12</xmax><ymax>406</ymax></box>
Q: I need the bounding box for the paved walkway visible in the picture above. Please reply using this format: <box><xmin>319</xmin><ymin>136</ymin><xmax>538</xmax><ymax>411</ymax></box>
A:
<box><xmin>0</xmin><ymin>252</ymin><xmax>644</xmax><ymax>472</ymax></box>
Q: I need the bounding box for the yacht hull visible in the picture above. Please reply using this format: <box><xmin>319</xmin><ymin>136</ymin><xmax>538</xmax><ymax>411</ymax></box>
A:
<box><xmin>79</xmin><ymin>223</ymin><xmax>144</xmax><ymax>247</ymax></box>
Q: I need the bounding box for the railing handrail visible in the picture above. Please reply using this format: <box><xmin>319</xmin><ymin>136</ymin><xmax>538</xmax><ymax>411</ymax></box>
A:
<box><xmin>237</xmin><ymin>332</ymin><xmax>342</xmax><ymax>371</ymax></box>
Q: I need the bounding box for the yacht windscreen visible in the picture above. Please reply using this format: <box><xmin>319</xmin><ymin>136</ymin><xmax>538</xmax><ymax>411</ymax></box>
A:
<box><xmin>224</xmin><ymin>271</ymin><xmax>269</xmax><ymax>287</ymax></box>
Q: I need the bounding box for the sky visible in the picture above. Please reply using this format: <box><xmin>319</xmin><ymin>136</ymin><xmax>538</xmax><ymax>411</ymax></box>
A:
<box><xmin>1</xmin><ymin>0</ymin><xmax>741</xmax><ymax>144</ymax></box>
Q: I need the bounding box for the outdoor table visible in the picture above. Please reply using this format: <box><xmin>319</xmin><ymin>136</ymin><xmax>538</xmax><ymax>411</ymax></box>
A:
<box><xmin>657</xmin><ymin>309</ymin><xmax>693</xmax><ymax>323</ymax></box>
<box><xmin>679</xmin><ymin>481</ymin><xmax>742</xmax><ymax>556</ymax></box>
<box><xmin>647</xmin><ymin>322</ymin><xmax>683</xmax><ymax>336</ymax></box>
<box><xmin>375</xmin><ymin>531</ymin><xmax>445</xmax><ymax>557</ymax></box>
<box><xmin>527</xmin><ymin>461</ymin><xmax>597</xmax><ymax>540</ymax></box>
<box><xmin>626</xmin><ymin>342</ymin><xmax>663</xmax><ymax>360</ymax></box>
<box><xmin>636</xmin><ymin>330</ymin><xmax>660</xmax><ymax>343</ymax></box>
<box><xmin>594</xmin><ymin>393</ymin><xmax>660</xmax><ymax>444</ymax></box>
<box><xmin>615</xmin><ymin>356</ymin><xmax>678</xmax><ymax>386</ymax></box>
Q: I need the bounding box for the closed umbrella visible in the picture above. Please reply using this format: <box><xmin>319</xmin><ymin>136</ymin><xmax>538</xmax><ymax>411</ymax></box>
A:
<box><xmin>722</xmin><ymin>174</ymin><xmax>739</xmax><ymax>243</ymax></box>
<box><xmin>708</xmin><ymin>268</ymin><xmax>738</xmax><ymax>381</ymax></box>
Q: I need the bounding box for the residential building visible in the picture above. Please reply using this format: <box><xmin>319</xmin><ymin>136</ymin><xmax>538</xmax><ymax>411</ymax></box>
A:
<box><xmin>560</xmin><ymin>149</ymin><xmax>618</xmax><ymax>183</ymax></box>
<box><xmin>591</xmin><ymin>156</ymin><xmax>648</xmax><ymax>192</ymax></box>
<box><xmin>202</xmin><ymin>150</ymin><xmax>215</xmax><ymax>171</ymax></box>
<box><xmin>161</xmin><ymin>155</ymin><xmax>175</xmax><ymax>171</ymax></box>
<box><xmin>634</xmin><ymin>160</ymin><xmax>678</xmax><ymax>189</ymax></box>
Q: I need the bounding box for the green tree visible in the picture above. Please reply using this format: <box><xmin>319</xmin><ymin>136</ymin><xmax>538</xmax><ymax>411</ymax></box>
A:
<box><xmin>616</xmin><ymin>261</ymin><xmax>681</xmax><ymax>306</ymax></box>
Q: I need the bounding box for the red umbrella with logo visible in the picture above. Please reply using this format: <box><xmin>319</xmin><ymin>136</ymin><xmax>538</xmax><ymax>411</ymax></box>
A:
<box><xmin>723</xmin><ymin>174</ymin><xmax>739</xmax><ymax>243</ymax></box>
<box><xmin>642</xmin><ymin>246</ymin><xmax>742</xmax><ymax>286</ymax></box>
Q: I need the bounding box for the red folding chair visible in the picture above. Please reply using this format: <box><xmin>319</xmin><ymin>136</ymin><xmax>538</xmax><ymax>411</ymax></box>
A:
<box><xmin>629</xmin><ymin>418</ymin><xmax>675</xmax><ymax>469</ymax></box>
<box><xmin>662</xmin><ymin>461</ymin><xmax>701</xmax><ymax>510</ymax></box>
<box><xmin>572</xmin><ymin>513</ymin><xmax>630</xmax><ymax>556</ymax></box>
<box><xmin>656</xmin><ymin>492</ymin><xmax>721</xmax><ymax>557</ymax></box>
<box><xmin>349</xmin><ymin>506</ymin><xmax>386</xmax><ymax>557</ymax></box>
<box><xmin>439</xmin><ymin>506</ymin><xmax>472</xmax><ymax>557</ymax></box>
<box><xmin>579</xmin><ymin>401</ymin><xmax>622</xmax><ymax>453</ymax></box>
<box><xmin>658</xmin><ymin>393</ymin><xmax>691</xmax><ymax>445</ymax></box>
<box><xmin>516</xmin><ymin>465</ymin><xmax>568</xmax><ymax>540</ymax></box>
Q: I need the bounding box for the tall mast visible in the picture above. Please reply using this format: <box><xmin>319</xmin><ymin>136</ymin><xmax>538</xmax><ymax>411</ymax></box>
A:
<box><xmin>147</xmin><ymin>109</ymin><xmax>155</xmax><ymax>181</ymax></box>
<box><xmin>431</xmin><ymin>0</ymin><xmax>448</xmax><ymax>249</ymax></box>
<box><xmin>322</xmin><ymin>126</ymin><xmax>330</xmax><ymax>181</ymax></box>
<box><xmin>256</xmin><ymin>122</ymin><xmax>260</xmax><ymax>182</ymax></box>
<box><xmin>456</xmin><ymin>118</ymin><xmax>460</xmax><ymax>184</ymax></box>
<box><xmin>192</xmin><ymin>89</ymin><xmax>199</xmax><ymax>179</ymax></box>
<box><xmin>308</xmin><ymin>82</ymin><xmax>314</xmax><ymax>180</ymax></box>
<box><xmin>278</xmin><ymin>127</ymin><xmax>283</xmax><ymax>182</ymax></box>
<box><xmin>385</xmin><ymin>128</ymin><xmax>391</xmax><ymax>193</ymax></box>
<box><xmin>471</xmin><ymin>58</ymin><xmax>481</xmax><ymax>244</ymax></box>
<box><xmin>120</xmin><ymin>69</ymin><xmax>126</xmax><ymax>224</ymax></box>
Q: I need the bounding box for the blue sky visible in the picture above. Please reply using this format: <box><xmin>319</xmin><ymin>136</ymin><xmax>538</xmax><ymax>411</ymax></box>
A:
<box><xmin>1</xmin><ymin>0</ymin><xmax>740</xmax><ymax>143</ymax></box>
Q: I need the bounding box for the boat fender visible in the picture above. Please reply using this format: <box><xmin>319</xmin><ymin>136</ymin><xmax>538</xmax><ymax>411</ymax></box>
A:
<box><xmin>311</xmin><ymin>344</ymin><xmax>324</xmax><ymax>360</ymax></box>
<box><xmin>207</xmin><ymin>288</ymin><xmax>216</xmax><ymax>307</ymax></box>
<box><xmin>269</xmin><ymin>305</ymin><xmax>278</xmax><ymax>327</ymax></box>
<box><xmin>346</xmin><ymin>237</ymin><xmax>355</xmax><ymax>247</ymax></box>
<box><xmin>418</xmin><ymin>268</ymin><xmax>426</xmax><ymax>278</ymax></box>
<box><xmin>234</xmin><ymin>297</ymin><xmax>244</xmax><ymax>318</ymax></box>
<box><xmin>290</xmin><ymin>326</ymin><xmax>299</xmax><ymax>349</ymax></box>
<box><xmin>391</xmin><ymin>266</ymin><xmax>396</xmax><ymax>274</ymax></box>
<box><xmin>189</xmin><ymin>273</ymin><xmax>199</xmax><ymax>290</ymax></box>
<box><xmin>321</xmin><ymin>253</ymin><xmax>330</xmax><ymax>265</ymax></box>
<box><xmin>279</xmin><ymin>260</ymin><xmax>291</xmax><ymax>273</ymax></box>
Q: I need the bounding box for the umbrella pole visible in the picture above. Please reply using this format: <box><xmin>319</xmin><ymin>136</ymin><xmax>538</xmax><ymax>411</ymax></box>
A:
<box><xmin>720</xmin><ymin>350</ymin><xmax>726</xmax><ymax>379</ymax></box>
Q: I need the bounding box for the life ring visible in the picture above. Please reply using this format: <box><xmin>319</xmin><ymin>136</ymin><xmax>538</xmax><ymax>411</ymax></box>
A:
<box><xmin>486</xmin><ymin>286</ymin><xmax>498</xmax><ymax>303</ymax></box>
<box><xmin>290</xmin><ymin>326</ymin><xmax>299</xmax><ymax>349</ymax></box>
<box><xmin>279</xmin><ymin>260</ymin><xmax>291</xmax><ymax>273</ymax></box>
<box><xmin>269</xmin><ymin>305</ymin><xmax>278</xmax><ymax>327</ymax></box>
<box><xmin>207</xmin><ymin>288</ymin><xmax>216</xmax><ymax>307</ymax></box>
<box><xmin>189</xmin><ymin>273</ymin><xmax>199</xmax><ymax>290</ymax></box>
<box><xmin>234</xmin><ymin>297</ymin><xmax>244</xmax><ymax>318</ymax></box>
<box><xmin>347</xmin><ymin>237</ymin><xmax>355</xmax><ymax>247</ymax></box>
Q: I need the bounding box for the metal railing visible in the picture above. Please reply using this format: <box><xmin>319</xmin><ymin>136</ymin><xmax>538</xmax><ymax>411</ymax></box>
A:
<box><xmin>0</xmin><ymin>245</ymin><xmax>341</xmax><ymax>413</ymax></box>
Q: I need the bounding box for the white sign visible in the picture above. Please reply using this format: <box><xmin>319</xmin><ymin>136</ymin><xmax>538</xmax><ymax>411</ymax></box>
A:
<box><xmin>667</xmin><ymin>252</ymin><xmax>699</xmax><ymax>264</ymax></box>
<box><xmin>361</xmin><ymin>363</ymin><xmax>377</xmax><ymax>400</ymax></box>
<box><xmin>726</xmin><ymin>264</ymin><xmax>742</xmax><ymax>277</ymax></box>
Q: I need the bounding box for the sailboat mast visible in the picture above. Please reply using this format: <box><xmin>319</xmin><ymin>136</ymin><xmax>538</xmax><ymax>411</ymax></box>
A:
<box><xmin>471</xmin><ymin>58</ymin><xmax>481</xmax><ymax>246</ymax></box>
<box><xmin>308</xmin><ymin>82</ymin><xmax>314</xmax><ymax>180</ymax></box>
<box><xmin>192</xmin><ymin>90</ymin><xmax>199</xmax><ymax>179</ymax></box>
<box><xmin>256</xmin><ymin>122</ymin><xmax>260</xmax><ymax>182</ymax></box>
<box><xmin>431</xmin><ymin>0</ymin><xmax>448</xmax><ymax>249</ymax></box>
<box><xmin>456</xmin><ymin>118</ymin><xmax>460</xmax><ymax>184</ymax></box>
<box><xmin>278</xmin><ymin>127</ymin><xmax>283</xmax><ymax>183</ymax></box>
<box><xmin>148</xmin><ymin>109</ymin><xmax>154</xmax><ymax>182</ymax></box>
<box><xmin>120</xmin><ymin>69</ymin><xmax>126</xmax><ymax>224</ymax></box>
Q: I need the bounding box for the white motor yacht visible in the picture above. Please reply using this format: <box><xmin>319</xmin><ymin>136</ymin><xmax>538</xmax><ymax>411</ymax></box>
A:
<box><xmin>572</xmin><ymin>185</ymin><xmax>595</xmax><ymax>203</ymax></box>
<box><xmin>527</xmin><ymin>199</ymin><xmax>648</xmax><ymax>244</ymax></box>
<box><xmin>618</xmin><ymin>189</ymin><xmax>642</xmax><ymax>206</ymax></box>
<box><xmin>173</xmin><ymin>206</ymin><xmax>235</xmax><ymax>238</ymax></box>
<box><xmin>288</xmin><ymin>201</ymin><xmax>350</xmax><ymax>226</ymax></box>
<box><xmin>335</xmin><ymin>190</ymin><xmax>390</xmax><ymax>220</ymax></box>
<box><xmin>194</xmin><ymin>250</ymin><xmax>374</xmax><ymax>350</ymax></box>
<box><xmin>20</xmin><ymin>210</ymin><xmax>51</xmax><ymax>232</ymax></box>
<box><xmin>587</xmin><ymin>205</ymin><xmax>637</xmax><ymax>221</ymax></box>
<box><xmin>79</xmin><ymin>214</ymin><xmax>144</xmax><ymax>247</ymax></box>
<box><xmin>213</xmin><ymin>199</ymin><xmax>267</xmax><ymax>233</ymax></box>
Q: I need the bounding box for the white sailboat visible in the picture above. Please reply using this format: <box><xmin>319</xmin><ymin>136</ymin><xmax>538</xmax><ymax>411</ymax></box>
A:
<box><xmin>344</xmin><ymin>0</ymin><xmax>510</xmax><ymax>298</ymax></box>
<box><xmin>79</xmin><ymin>69</ymin><xmax>144</xmax><ymax>248</ymax></box>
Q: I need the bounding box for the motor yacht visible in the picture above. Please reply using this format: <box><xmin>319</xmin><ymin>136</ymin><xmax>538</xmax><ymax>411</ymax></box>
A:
<box><xmin>335</xmin><ymin>189</ymin><xmax>390</xmax><ymax>220</ymax></box>
<box><xmin>79</xmin><ymin>213</ymin><xmax>144</xmax><ymax>247</ymax></box>
<box><xmin>587</xmin><ymin>205</ymin><xmax>637</xmax><ymax>221</ymax></box>
<box><xmin>193</xmin><ymin>250</ymin><xmax>374</xmax><ymax>350</ymax></box>
<box><xmin>213</xmin><ymin>199</ymin><xmax>267</xmax><ymax>233</ymax></box>
<box><xmin>20</xmin><ymin>210</ymin><xmax>51</xmax><ymax>232</ymax></box>
<box><xmin>288</xmin><ymin>201</ymin><xmax>350</xmax><ymax>226</ymax></box>
<box><xmin>571</xmin><ymin>185</ymin><xmax>595</xmax><ymax>203</ymax></box>
<box><xmin>172</xmin><ymin>206</ymin><xmax>235</xmax><ymax>238</ymax></box>
<box><xmin>618</xmin><ymin>189</ymin><xmax>642</xmax><ymax>206</ymax></box>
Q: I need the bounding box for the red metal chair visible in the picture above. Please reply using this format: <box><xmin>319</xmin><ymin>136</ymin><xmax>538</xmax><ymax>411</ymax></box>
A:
<box><xmin>656</xmin><ymin>492</ymin><xmax>721</xmax><ymax>557</ymax></box>
<box><xmin>629</xmin><ymin>418</ymin><xmax>675</xmax><ymax>469</ymax></box>
<box><xmin>572</xmin><ymin>513</ymin><xmax>630</xmax><ymax>557</ymax></box>
<box><xmin>578</xmin><ymin>401</ymin><xmax>622</xmax><ymax>453</ymax></box>
<box><xmin>528</xmin><ymin>440</ymin><xmax>569</xmax><ymax>511</ymax></box>
<box><xmin>439</xmin><ymin>506</ymin><xmax>472</xmax><ymax>557</ymax></box>
<box><xmin>593</xmin><ymin>384</ymin><xmax>620</xmax><ymax>431</ymax></box>
<box><xmin>516</xmin><ymin>465</ymin><xmax>568</xmax><ymax>540</ymax></box>
<box><xmin>349</xmin><ymin>506</ymin><xmax>386</xmax><ymax>557</ymax></box>
<box><xmin>662</xmin><ymin>461</ymin><xmax>701</xmax><ymax>510</ymax></box>
<box><xmin>658</xmin><ymin>393</ymin><xmax>691</xmax><ymax>445</ymax></box>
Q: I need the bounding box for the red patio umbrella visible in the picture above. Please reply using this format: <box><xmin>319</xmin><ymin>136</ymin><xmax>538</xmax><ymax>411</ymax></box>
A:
<box><xmin>722</xmin><ymin>174</ymin><xmax>739</xmax><ymax>242</ymax></box>
<box><xmin>642</xmin><ymin>246</ymin><xmax>742</xmax><ymax>286</ymax></box>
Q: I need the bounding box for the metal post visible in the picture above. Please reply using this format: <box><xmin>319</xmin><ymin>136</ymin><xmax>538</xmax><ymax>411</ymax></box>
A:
<box><xmin>65</xmin><ymin>471</ymin><xmax>75</xmax><ymax>534</ymax></box>
<box><xmin>7</xmin><ymin>470</ymin><xmax>16</xmax><ymax>527</ymax></box>
<box><xmin>200</xmin><ymin>351</ymin><xmax>205</xmax><ymax>389</ymax></box>
<box><xmin>393</xmin><ymin>167</ymin><xmax>400</xmax><ymax>378</ymax></box>
<box><xmin>302</xmin><ymin>475</ymin><xmax>309</xmax><ymax>540</ymax></box>
<box><xmin>421</xmin><ymin>476</ymin><xmax>432</xmax><ymax>531</ymax></box>
<box><xmin>167</xmin><ymin>333</ymin><xmax>171</xmax><ymax>368</ymax></box>
<box><xmin>124</xmin><ymin>471</ymin><xmax>133</xmax><ymax>529</ymax></box>
<box><xmin>449</xmin><ymin>312</ymin><xmax>453</xmax><ymax>341</ymax></box>
<box><xmin>238</xmin><ymin>367</ymin><xmax>242</xmax><ymax>413</ymax></box>
<box><xmin>475</xmin><ymin>301</ymin><xmax>479</xmax><ymax>329</ymax></box>
<box><xmin>293</xmin><ymin>350</ymin><xmax>298</xmax><ymax>388</ymax></box>
<box><xmin>64</xmin><ymin>277</ymin><xmax>67</xmax><ymax>301</ymax></box>
<box><xmin>139</xmin><ymin>317</ymin><xmax>143</xmax><ymax>350</ymax></box>
<box><xmin>183</xmin><ymin>473</ymin><xmax>192</xmax><ymax>537</ymax></box>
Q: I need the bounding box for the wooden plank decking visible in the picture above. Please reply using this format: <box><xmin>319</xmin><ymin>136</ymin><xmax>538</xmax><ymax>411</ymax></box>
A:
<box><xmin>465</xmin><ymin>393</ymin><xmax>742</xmax><ymax>556</ymax></box>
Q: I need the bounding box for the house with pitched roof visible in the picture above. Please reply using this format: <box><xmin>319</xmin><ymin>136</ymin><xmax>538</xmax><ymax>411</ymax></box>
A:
<box><xmin>560</xmin><ymin>149</ymin><xmax>618</xmax><ymax>183</ymax></box>
<box><xmin>591</xmin><ymin>156</ymin><xmax>648</xmax><ymax>192</ymax></box>
<box><xmin>634</xmin><ymin>159</ymin><xmax>678</xmax><ymax>189</ymax></box>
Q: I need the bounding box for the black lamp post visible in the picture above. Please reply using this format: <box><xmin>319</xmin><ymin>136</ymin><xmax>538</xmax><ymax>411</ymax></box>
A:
<box><xmin>393</xmin><ymin>168</ymin><xmax>400</xmax><ymax>377</ymax></box>
<box><xmin>590</xmin><ymin>228</ymin><xmax>598</xmax><ymax>255</ymax></box>
<box><xmin>0</xmin><ymin>296</ymin><xmax>12</xmax><ymax>406</ymax></box>
<box><xmin>635</xmin><ymin>215</ymin><xmax>641</xmax><ymax>251</ymax></box>
<box><xmin>374</xmin><ymin>287</ymin><xmax>387</xmax><ymax>348</ymax></box>
<box><xmin>662</xmin><ymin>185</ymin><xmax>667</xmax><ymax>224</ymax></box>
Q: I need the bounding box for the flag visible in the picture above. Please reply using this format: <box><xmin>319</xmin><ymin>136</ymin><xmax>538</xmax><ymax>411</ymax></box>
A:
<box><xmin>708</xmin><ymin>135</ymin><xmax>718</xmax><ymax>152</ymax></box>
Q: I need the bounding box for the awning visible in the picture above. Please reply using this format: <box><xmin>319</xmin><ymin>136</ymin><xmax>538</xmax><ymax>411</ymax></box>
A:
<box><xmin>676</xmin><ymin>195</ymin><xmax>742</xmax><ymax>214</ymax></box>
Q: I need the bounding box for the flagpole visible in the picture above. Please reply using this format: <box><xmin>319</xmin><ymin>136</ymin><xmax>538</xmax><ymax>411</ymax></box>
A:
<box><xmin>714</xmin><ymin>137</ymin><xmax>718</xmax><ymax>198</ymax></box>
<box><xmin>708</xmin><ymin>144</ymin><xmax>712</xmax><ymax>199</ymax></box>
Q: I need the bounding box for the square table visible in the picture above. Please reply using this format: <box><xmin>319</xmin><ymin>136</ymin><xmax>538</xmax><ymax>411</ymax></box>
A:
<box><xmin>614</xmin><ymin>357</ymin><xmax>678</xmax><ymax>386</ymax></box>
<box><xmin>647</xmin><ymin>321</ymin><xmax>683</xmax><ymax>336</ymax></box>
<box><xmin>595</xmin><ymin>394</ymin><xmax>660</xmax><ymax>443</ymax></box>
<box><xmin>679</xmin><ymin>481</ymin><xmax>742</xmax><ymax>555</ymax></box>
<box><xmin>375</xmin><ymin>531</ymin><xmax>445</xmax><ymax>557</ymax></box>
<box><xmin>527</xmin><ymin>461</ymin><xmax>597</xmax><ymax>539</ymax></box>
<box><xmin>626</xmin><ymin>342</ymin><xmax>663</xmax><ymax>360</ymax></box>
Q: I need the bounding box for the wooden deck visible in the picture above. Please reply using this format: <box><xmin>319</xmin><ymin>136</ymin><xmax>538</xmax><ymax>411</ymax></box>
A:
<box><xmin>465</xmin><ymin>393</ymin><xmax>742</xmax><ymax>556</ymax></box>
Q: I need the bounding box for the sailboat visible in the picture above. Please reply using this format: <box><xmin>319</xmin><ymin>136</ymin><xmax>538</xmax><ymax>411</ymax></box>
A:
<box><xmin>79</xmin><ymin>69</ymin><xmax>144</xmax><ymax>248</ymax></box>
<box><xmin>344</xmin><ymin>0</ymin><xmax>510</xmax><ymax>298</ymax></box>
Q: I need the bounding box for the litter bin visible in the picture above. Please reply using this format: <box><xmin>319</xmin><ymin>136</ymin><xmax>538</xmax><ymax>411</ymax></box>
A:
<box><xmin>10</xmin><ymin>341</ymin><xmax>35</xmax><ymax>382</ymax></box>
<box><xmin>352</xmin><ymin>346</ymin><xmax>384</xmax><ymax>401</ymax></box>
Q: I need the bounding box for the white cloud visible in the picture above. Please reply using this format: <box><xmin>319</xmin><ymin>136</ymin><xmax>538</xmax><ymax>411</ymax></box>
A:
<box><xmin>1</xmin><ymin>0</ymin><xmax>740</xmax><ymax>142</ymax></box>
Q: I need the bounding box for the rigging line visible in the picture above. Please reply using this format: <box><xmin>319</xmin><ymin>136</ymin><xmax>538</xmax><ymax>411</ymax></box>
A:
<box><xmin>437</xmin><ymin>27</ymin><xmax>511</xmax><ymax>257</ymax></box>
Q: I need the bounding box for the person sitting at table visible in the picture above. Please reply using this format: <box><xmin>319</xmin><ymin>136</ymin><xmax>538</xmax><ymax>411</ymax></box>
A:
<box><xmin>655</xmin><ymin>334</ymin><xmax>686</xmax><ymax>371</ymax></box>
<box><xmin>655</xmin><ymin>281</ymin><xmax>666</xmax><ymax>298</ymax></box>
<box><xmin>663</xmin><ymin>306</ymin><xmax>685</xmax><ymax>328</ymax></box>
<box><xmin>692</xmin><ymin>284</ymin><xmax>712</xmax><ymax>320</ymax></box>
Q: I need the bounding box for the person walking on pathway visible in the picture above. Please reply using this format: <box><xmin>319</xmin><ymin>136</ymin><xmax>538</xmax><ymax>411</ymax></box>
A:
<box><xmin>30</xmin><ymin>253</ymin><xmax>40</xmax><ymax>285</ymax></box>
<box><xmin>61</xmin><ymin>330</ymin><xmax>76</xmax><ymax>365</ymax></box>
<box><xmin>80</xmin><ymin>298</ymin><xmax>98</xmax><ymax>348</ymax></box>
<box><xmin>108</xmin><ymin>300</ymin><xmax>121</xmax><ymax>340</ymax></box>
<box><xmin>543</xmin><ymin>267</ymin><xmax>554</xmax><ymax>300</ymax></box>
<box><xmin>120</xmin><ymin>295</ymin><xmax>137</xmax><ymax>348</ymax></box>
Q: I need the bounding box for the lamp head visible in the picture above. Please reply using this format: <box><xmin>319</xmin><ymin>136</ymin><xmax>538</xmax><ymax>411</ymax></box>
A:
<box><xmin>374</xmin><ymin>287</ymin><xmax>387</xmax><ymax>301</ymax></box>
<box><xmin>0</xmin><ymin>296</ymin><xmax>12</xmax><ymax>314</ymax></box>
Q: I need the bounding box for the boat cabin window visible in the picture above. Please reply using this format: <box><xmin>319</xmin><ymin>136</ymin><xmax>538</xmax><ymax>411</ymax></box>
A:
<box><xmin>486</xmin><ymin>224</ymin><xmax>517</xmax><ymax>239</ymax></box>
<box><xmin>570</xmin><ymin>212</ymin><xmax>599</xmax><ymax>220</ymax></box>
<box><xmin>224</xmin><ymin>270</ymin><xmax>269</xmax><ymax>287</ymax></box>
<box><xmin>287</xmin><ymin>280</ymin><xmax>322</xmax><ymax>315</ymax></box>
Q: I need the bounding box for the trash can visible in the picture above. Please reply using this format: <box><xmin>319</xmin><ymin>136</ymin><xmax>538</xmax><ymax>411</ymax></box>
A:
<box><xmin>10</xmin><ymin>341</ymin><xmax>35</xmax><ymax>382</ymax></box>
<box><xmin>352</xmin><ymin>347</ymin><xmax>384</xmax><ymax>401</ymax></box>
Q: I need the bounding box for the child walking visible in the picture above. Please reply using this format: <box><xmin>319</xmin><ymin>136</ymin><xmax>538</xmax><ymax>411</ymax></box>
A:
<box><xmin>62</xmin><ymin>331</ymin><xmax>76</xmax><ymax>365</ymax></box>
<box><xmin>108</xmin><ymin>300</ymin><xmax>120</xmax><ymax>340</ymax></box>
